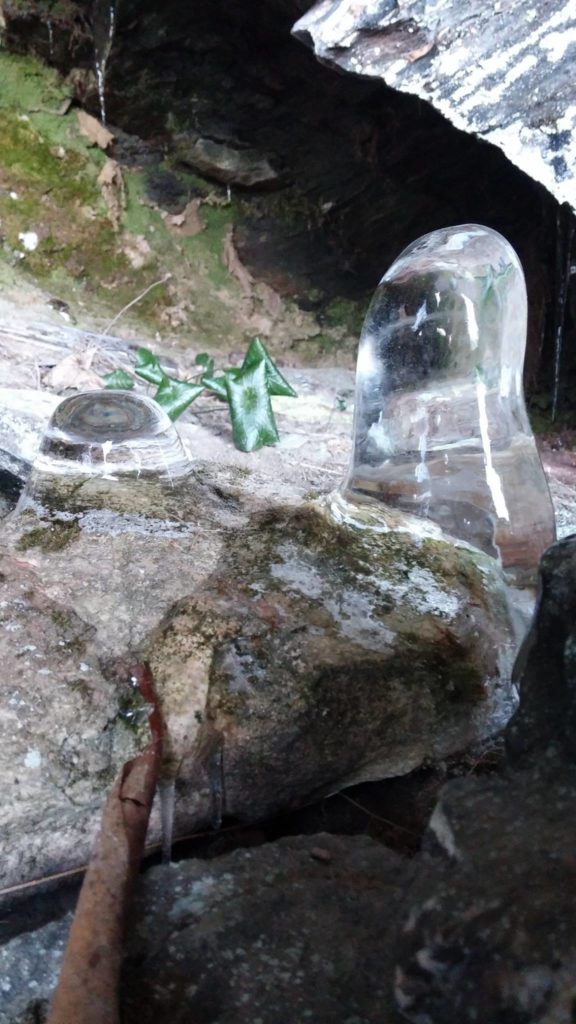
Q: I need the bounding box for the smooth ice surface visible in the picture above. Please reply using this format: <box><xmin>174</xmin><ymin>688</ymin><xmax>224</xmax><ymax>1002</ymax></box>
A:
<box><xmin>339</xmin><ymin>224</ymin><xmax>556</xmax><ymax>582</ymax></box>
<box><xmin>33</xmin><ymin>390</ymin><xmax>190</xmax><ymax>480</ymax></box>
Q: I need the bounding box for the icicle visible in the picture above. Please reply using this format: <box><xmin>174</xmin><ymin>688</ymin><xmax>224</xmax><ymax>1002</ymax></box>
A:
<box><xmin>205</xmin><ymin>738</ymin><xmax>225</xmax><ymax>831</ymax></box>
<box><xmin>92</xmin><ymin>0</ymin><xmax>117</xmax><ymax>125</ymax></box>
<box><xmin>158</xmin><ymin>775</ymin><xmax>176</xmax><ymax>865</ymax></box>
<box><xmin>193</xmin><ymin>723</ymin><xmax>226</xmax><ymax>831</ymax></box>
<box><xmin>551</xmin><ymin>203</ymin><xmax>575</xmax><ymax>422</ymax></box>
<box><xmin>47</xmin><ymin>19</ymin><xmax>54</xmax><ymax>60</ymax></box>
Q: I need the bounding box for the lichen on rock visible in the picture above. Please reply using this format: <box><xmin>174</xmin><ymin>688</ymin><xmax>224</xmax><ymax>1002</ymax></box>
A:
<box><xmin>148</xmin><ymin>499</ymin><xmax>518</xmax><ymax>830</ymax></box>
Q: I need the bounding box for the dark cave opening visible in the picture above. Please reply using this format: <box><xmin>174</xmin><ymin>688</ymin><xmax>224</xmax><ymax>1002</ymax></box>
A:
<box><xmin>3</xmin><ymin>0</ymin><xmax>575</xmax><ymax>409</ymax></box>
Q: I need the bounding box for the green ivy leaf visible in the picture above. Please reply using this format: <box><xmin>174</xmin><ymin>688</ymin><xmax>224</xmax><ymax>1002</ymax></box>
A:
<box><xmin>201</xmin><ymin>374</ymin><xmax>228</xmax><ymax>401</ymax></box>
<box><xmin>242</xmin><ymin>337</ymin><xmax>297</xmax><ymax>398</ymax></box>
<box><xmin>102</xmin><ymin>369</ymin><xmax>135</xmax><ymax>390</ymax></box>
<box><xmin>195</xmin><ymin>352</ymin><xmax>212</xmax><ymax>368</ymax></box>
<box><xmin>154</xmin><ymin>378</ymin><xmax>205</xmax><ymax>421</ymax></box>
<box><xmin>225</xmin><ymin>359</ymin><xmax>279</xmax><ymax>452</ymax></box>
<box><xmin>135</xmin><ymin>347</ymin><xmax>167</xmax><ymax>386</ymax></box>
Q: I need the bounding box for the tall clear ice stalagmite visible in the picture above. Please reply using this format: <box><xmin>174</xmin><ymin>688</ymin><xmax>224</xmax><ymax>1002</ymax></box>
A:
<box><xmin>337</xmin><ymin>224</ymin><xmax>556</xmax><ymax>583</ymax></box>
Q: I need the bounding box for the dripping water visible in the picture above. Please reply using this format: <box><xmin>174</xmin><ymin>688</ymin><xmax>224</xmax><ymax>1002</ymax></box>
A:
<box><xmin>194</xmin><ymin>723</ymin><xmax>226</xmax><ymax>831</ymax></box>
<box><xmin>158</xmin><ymin>776</ymin><xmax>176</xmax><ymax>864</ymax></box>
<box><xmin>46</xmin><ymin>19</ymin><xmax>54</xmax><ymax>60</ymax></box>
<box><xmin>551</xmin><ymin>204</ymin><xmax>575</xmax><ymax>422</ymax></box>
<box><xmin>205</xmin><ymin>738</ymin><xmax>225</xmax><ymax>831</ymax></box>
<box><xmin>92</xmin><ymin>0</ymin><xmax>117</xmax><ymax>125</ymax></box>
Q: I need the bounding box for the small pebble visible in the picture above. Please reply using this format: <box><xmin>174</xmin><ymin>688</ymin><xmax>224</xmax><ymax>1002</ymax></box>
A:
<box><xmin>310</xmin><ymin>847</ymin><xmax>333</xmax><ymax>863</ymax></box>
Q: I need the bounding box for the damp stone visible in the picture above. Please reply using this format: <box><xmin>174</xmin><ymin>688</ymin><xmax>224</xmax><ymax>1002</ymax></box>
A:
<box><xmin>334</xmin><ymin>224</ymin><xmax>555</xmax><ymax>583</ymax></box>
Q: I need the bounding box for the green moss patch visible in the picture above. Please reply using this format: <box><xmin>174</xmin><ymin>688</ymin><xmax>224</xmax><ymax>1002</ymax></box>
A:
<box><xmin>0</xmin><ymin>46</ymin><xmax>363</xmax><ymax>361</ymax></box>
<box><xmin>16</xmin><ymin>519</ymin><xmax>80</xmax><ymax>551</ymax></box>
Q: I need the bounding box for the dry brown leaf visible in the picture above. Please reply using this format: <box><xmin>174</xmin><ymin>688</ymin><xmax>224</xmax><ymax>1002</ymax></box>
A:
<box><xmin>121</xmin><ymin>232</ymin><xmax>154</xmax><ymax>270</ymax></box>
<box><xmin>407</xmin><ymin>39</ymin><xmax>435</xmax><ymax>62</ymax></box>
<box><xmin>223</xmin><ymin>228</ymin><xmax>253</xmax><ymax>296</ymax></box>
<box><xmin>98</xmin><ymin>159</ymin><xmax>126</xmax><ymax>230</ymax></box>
<box><xmin>166</xmin><ymin>198</ymin><xmax>204</xmax><ymax>237</ymax></box>
<box><xmin>77</xmin><ymin>109</ymin><xmax>114</xmax><ymax>150</ymax></box>
<box><xmin>44</xmin><ymin>347</ymin><xmax>102</xmax><ymax>391</ymax></box>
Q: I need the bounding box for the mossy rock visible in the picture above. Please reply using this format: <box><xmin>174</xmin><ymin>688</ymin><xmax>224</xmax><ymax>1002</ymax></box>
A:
<box><xmin>147</xmin><ymin>500</ymin><xmax>517</xmax><ymax>829</ymax></box>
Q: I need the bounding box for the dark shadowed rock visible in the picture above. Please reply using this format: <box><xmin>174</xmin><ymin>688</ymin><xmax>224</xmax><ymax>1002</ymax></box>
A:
<box><xmin>174</xmin><ymin>135</ymin><xmax>281</xmax><ymax>188</ymax></box>
<box><xmin>506</xmin><ymin>534</ymin><xmax>576</xmax><ymax>767</ymax></box>
<box><xmin>293</xmin><ymin>0</ymin><xmax>576</xmax><ymax>211</ymax></box>
<box><xmin>122</xmin><ymin>834</ymin><xmax>408</xmax><ymax>1024</ymax></box>
<box><xmin>0</xmin><ymin>834</ymin><xmax>409</xmax><ymax>1024</ymax></box>
<box><xmin>394</xmin><ymin>768</ymin><xmax>576</xmax><ymax>1024</ymax></box>
<box><xmin>394</xmin><ymin>534</ymin><xmax>576</xmax><ymax>1024</ymax></box>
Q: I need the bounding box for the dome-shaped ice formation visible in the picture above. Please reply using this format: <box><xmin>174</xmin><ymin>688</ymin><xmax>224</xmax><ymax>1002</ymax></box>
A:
<box><xmin>19</xmin><ymin>390</ymin><xmax>191</xmax><ymax>516</ymax></box>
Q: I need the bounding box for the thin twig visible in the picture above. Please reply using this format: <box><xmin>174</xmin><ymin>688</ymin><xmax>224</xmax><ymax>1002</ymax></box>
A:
<box><xmin>0</xmin><ymin>822</ymin><xmax>249</xmax><ymax>901</ymax></box>
<box><xmin>102</xmin><ymin>274</ymin><xmax>172</xmax><ymax>337</ymax></box>
<box><xmin>339</xmin><ymin>792</ymin><xmax>420</xmax><ymax>837</ymax></box>
<box><xmin>189</xmin><ymin>405</ymin><xmax>230</xmax><ymax>416</ymax></box>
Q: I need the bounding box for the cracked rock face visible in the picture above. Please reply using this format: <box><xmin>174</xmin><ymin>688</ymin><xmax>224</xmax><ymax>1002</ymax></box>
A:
<box><xmin>294</xmin><ymin>0</ymin><xmax>576</xmax><ymax>211</ymax></box>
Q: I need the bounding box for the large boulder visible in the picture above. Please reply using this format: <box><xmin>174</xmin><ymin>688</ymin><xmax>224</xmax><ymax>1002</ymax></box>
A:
<box><xmin>0</xmin><ymin>466</ymin><xmax>518</xmax><ymax>890</ymax></box>
<box><xmin>149</xmin><ymin>500</ymin><xmax>518</xmax><ymax>829</ymax></box>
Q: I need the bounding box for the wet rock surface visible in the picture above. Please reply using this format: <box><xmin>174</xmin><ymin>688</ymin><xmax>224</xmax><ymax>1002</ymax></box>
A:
<box><xmin>394</xmin><ymin>535</ymin><xmax>576</xmax><ymax>1024</ymax></box>
<box><xmin>0</xmin><ymin>834</ymin><xmax>408</xmax><ymax>1024</ymax></box>
<box><xmin>0</xmin><ymin>475</ymin><xmax>517</xmax><ymax>890</ymax></box>
<box><xmin>152</xmin><ymin>502</ymin><xmax>517</xmax><ymax>826</ymax></box>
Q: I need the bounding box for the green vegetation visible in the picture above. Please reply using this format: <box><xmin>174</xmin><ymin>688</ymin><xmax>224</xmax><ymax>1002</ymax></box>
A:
<box><xmin>0</xmin><ymin>46</ymin><xmax>361</xmax><ymax>364</ymax></box>
<box><xmin>104</xmin><ymin>337</ymin><xmax>297</xmax><ymax>452</ymax></box>
<box><xmin>0</xmin><ymin>49</ymin><xmax>249</xmax><ymax>342</ymax></box>
<box><xmin>16</xmin><ymin>520</ymin><xmax>80</xmax><ymax>551</ymax></box>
